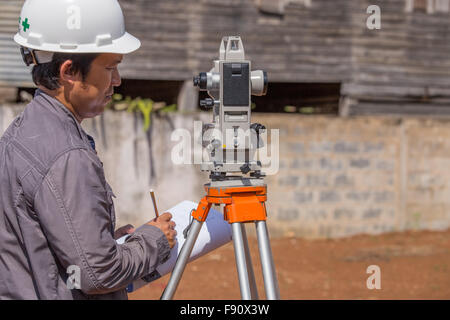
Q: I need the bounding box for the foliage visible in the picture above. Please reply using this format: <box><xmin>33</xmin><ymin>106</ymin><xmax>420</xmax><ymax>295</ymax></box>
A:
<box><xmin>284</xmin><ymin>105</ymin><xmax>316</xmax><ymax>114</ymax></box>
<box><xmin>106</xmin><ymin>94</ymin><xmax>177</xmax><ymax>131</ymax></box>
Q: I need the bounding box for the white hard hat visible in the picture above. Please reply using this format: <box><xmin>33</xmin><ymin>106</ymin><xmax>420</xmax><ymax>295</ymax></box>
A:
<box><xmin>14</xmin><ymin>0</ymin><xmax>141</xmax><ymax>56</ymax></box>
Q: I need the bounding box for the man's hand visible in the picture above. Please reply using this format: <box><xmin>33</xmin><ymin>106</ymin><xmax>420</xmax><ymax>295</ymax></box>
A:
<box><xmin>114</xmin><ymin>224</ymin><xmax>135</xmax><ymax>240</ymax></box>
<box><xmin>146</xmin><ymin>212</ymin><xmax>177</xmax><ymax>248</ymax></box>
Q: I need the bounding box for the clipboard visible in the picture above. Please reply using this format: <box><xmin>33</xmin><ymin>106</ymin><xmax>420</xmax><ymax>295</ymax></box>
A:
<box><xmin>116</xmin><ymin>200</ymin><xmax>232</xmax><ymax>292</ymax></box>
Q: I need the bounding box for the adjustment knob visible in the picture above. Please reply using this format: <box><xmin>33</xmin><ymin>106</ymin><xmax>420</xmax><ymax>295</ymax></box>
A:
<box><xmin>240</xmin><ymin>163</ymin><xmax>251</xmax><ymax>174</ymax></box>
<box><xmin>250</xmin><ymin>123</ymin><xmax>266</xmax><ymax>134</ymax></box>
<box><xmin>200</xmin><ymin>98</ymin><xmax>215</xmax><ymax>109</ymax></box>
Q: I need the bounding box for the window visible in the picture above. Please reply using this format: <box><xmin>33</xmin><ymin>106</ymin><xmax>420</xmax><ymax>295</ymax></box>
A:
<box><xmin>199</xmin><ymin>82</ymin><xmax>341</xmax><ymax>115</ymax></box>
<box><xmin>405</xmin><ymin>0</ymin><xmax>449</xmax><ymax>13</ymax></box>
<box><xmin>256</xmin><ymin>0</ymin><xmax>312</xmax><ymax>16</ymax></box>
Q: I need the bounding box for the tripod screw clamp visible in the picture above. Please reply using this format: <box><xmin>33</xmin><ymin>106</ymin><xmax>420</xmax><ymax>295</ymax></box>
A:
<box><xmin>250</xmin><ymin>170</ymin><xmax>265</xmax><ymax>178</ymax></box>
<box><xmin>210</xmin><ymin>171</ymin><xmax>226</xmax><ymax>181</ymax></box>
<box><xmin>240</xmin><ymin>163</ymin><xmax>251</xmax><ymax>174</ymax></box>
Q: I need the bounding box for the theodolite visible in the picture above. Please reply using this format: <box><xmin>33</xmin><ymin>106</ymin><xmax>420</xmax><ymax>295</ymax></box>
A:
<box><xmin>161</xmin><ymin>36</ymin><xmax>279</xmax><ymax>300</ymax></box>
<box><xmin>193</xmin><ymin>36</ymin><xmax>268</xmax><ymax>180</ymax></box>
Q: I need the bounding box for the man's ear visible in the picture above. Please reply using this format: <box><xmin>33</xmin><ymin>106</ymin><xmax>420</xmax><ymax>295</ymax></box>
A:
<box><xmin>59</xmin><ymin>60</ymin><xmax>78</xmax><ymax>84</ymax></box>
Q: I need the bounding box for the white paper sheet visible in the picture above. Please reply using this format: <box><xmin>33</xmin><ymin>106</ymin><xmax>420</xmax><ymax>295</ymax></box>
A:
<box><xmin>116</xmin><ymin>200</ymin><xmax>232</xmax><ymax>292</ymax></box>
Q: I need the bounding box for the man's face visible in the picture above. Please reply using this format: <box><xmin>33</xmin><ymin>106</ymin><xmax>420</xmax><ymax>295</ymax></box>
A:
<box><xmin>69</xmin><ymin>53</ymin><xmax>122</xmax><ymax>121</ymax></box>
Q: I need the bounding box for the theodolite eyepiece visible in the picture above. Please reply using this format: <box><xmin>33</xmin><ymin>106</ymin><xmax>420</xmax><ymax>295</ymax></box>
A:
<box><xmin>193</xmin><ymin>72</ymin><xmax>208</xmax><ymax>90</ymax></box>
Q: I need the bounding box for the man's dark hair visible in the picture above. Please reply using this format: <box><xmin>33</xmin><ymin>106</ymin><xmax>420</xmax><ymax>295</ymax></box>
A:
<box><xmin>32</xmin><ymin>53</ymin><xmax>100</xmax><ymax>90</ymax></box>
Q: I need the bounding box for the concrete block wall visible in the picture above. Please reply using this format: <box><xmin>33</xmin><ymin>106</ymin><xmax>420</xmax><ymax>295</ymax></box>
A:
<box><xmin>255</xmin><ymin>114</ymin><xmax>401</xmax><ymax>238</ymax></box>
<box><xmin>1</xmin><ymin>103</ymin><xmax>450</xmax><ymax>239</ymax></box>
<box><xmin>253</xmin><ymin>114</ymin><xmax>450</xmax><ymax>238</ymax></box>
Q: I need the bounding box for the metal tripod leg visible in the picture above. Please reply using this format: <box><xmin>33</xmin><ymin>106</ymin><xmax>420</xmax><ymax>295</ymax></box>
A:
<box><xmin>240</xmin><ymin>223</ymin><xmax>259</xmax><ymax>299</ymax></box>
<box><xmin>231</xmin><ymin>222</ymin><xmax>255</xmax><ymax>300</ymax></box>
<box><xmin>161</xmin><ymin>219</ymin><xmax>203</xmax><ymax>300</ymax></box>
<box><xmin>255</xmin><ymin>220</ymin><xmax>280</xmax><ymax>300</ymax></box>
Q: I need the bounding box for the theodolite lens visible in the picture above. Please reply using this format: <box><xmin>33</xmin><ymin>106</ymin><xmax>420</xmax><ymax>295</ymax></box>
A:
<box><xmin>193</xmin><ymin>72</ymin><xmax>208</xmax><ymax>90</ymax></box>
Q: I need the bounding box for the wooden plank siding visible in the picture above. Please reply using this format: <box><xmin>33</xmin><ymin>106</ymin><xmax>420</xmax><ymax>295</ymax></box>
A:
<box><xmin>0</xmin><ymin>0</ymin><xmax>448</xmax><ymax>115</ymax></box>
<box><xmin>120</xmin><ymin>0</ymin><xmax>354</xmax><ymax>83</ymax></box>
<box><xmin>344</xmin><ymin>0</ymin><xmax>450</xmax><ymax>115</ymax></box>
<box><xmin>119</xmin><ymin>0</ymin><xmax>449</xmax><ymax>115</ymax></box>
<box><xmin>0</xmin><ymin>0</ymin><xmax>32</xmax><ymax>87</ymax></box>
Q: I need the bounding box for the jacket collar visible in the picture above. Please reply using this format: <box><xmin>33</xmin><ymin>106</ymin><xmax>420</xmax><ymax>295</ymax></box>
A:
<box><xmin>34</xmin><ymin>89</ymin><xmax>93</xmax><ymax>149</ymax></box>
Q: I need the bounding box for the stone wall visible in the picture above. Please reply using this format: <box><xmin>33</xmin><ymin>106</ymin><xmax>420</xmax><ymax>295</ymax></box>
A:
<box><xmin>1</xmin><ymin>103</ymin><xmax>450</xmax><ymax>239</ymax></box>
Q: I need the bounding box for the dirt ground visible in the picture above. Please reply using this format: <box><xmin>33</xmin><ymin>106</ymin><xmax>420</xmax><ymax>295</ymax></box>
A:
<box><xmin>129</xmin><ymin>228</ymin><xmax>450</xmax><ymax>300</ymax></box>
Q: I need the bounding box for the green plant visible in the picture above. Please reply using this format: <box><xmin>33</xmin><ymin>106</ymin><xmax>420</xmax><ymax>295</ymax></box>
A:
<box><xmin>283</xmin><ymin>105</ymin><xmax>319</xmax><ymax>114</ymax></box>
<box><xmin>284</xmin><ymin>105</ymin><xmax>297</xmax><ymax>113</ymax></box>
<box><xmin>299</xmin><ymin>106</ymin><xmax>315</xmax><ymax>114</ymax></box>
<box><xmin>105</xmin><ymin>94</ymin><xmax>177</xmax><ymax>184</ymax></box>
<box><xmin>106</xmin><ymin>94</ymin><xmax>177</xmax><ymax>131</ymax></box>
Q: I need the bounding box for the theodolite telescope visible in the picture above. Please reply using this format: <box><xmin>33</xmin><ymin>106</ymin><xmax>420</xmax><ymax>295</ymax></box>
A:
<box><xmin>193</xmin><ymin>36</ymin><xmax>268</xmax><ymax>179</ymax></box>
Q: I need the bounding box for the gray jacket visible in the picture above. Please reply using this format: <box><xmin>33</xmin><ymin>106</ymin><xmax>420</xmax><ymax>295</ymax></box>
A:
<box><xmin>0</xmin><ymin>89</ymin><xmax>170</xmax><ymax>300</ymax></box>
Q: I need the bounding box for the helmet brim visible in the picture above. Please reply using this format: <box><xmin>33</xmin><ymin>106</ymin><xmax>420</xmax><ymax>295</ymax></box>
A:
<box><xmin>14</xmin><ymin>32</ymin><xmax>141</xmax><ymax>54</ymax></box>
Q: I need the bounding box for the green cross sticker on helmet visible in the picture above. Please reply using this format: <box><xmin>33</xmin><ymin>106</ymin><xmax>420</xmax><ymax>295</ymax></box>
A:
<box><xmin>14</xmin><ymin>0</ymin><xmax>141</xmax><ymax>54</ymax></box>
<box><xmin>22</xmin><ymin>18</ymin><xmax>30</xmax><ymax>32</ymax></box>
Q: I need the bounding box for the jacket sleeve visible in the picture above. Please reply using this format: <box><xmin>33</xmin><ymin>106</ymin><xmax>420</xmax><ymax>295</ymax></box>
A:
<box><xmin>33</xmin><ymin>148</ymin><xmax>171</xmax><ymax>295</ymax></box>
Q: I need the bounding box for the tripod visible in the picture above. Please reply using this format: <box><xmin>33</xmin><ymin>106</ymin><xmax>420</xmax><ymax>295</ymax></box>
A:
<box><xmin>160</xmin><ymin>176</ymin><xmax>280</xmax><ymax>300</ymax></box>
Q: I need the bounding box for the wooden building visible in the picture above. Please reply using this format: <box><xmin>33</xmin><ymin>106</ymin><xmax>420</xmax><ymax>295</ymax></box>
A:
<box><xmin>1</xmin><ymin>0</ymin><xmax>449</xmax><ymax>115</ymax></box>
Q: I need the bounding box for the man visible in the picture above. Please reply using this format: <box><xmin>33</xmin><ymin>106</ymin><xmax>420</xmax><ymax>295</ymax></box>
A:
<box><xmin>0</xmin><ymin>0</ymin><xmax>177</xmax><ymax>299</ymax></box>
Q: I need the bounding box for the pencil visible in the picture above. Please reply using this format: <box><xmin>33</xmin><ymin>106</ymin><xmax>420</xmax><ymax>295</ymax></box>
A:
<box><xmin>150</xmin><ymin>189</ymin><xmax>159</xmax><ymax>218</ymax></box>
